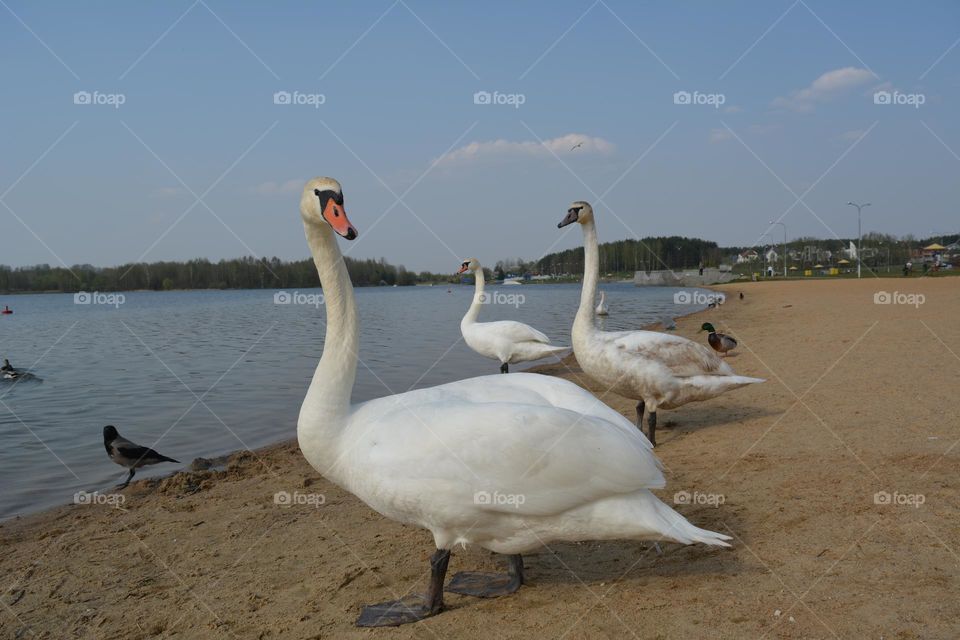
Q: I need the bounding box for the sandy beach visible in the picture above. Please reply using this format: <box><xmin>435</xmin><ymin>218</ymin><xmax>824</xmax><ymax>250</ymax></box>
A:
<box><xmin>2</xmin><ymin>277</ymin><xmax>958</xmax><ymax>639</ymax></box>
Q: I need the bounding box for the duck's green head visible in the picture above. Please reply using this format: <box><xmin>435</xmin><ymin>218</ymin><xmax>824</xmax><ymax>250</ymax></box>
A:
<box><xmin>700</xmin><ymin>322</ymin><xmax>715</xmax><ymax>333</ymax></box>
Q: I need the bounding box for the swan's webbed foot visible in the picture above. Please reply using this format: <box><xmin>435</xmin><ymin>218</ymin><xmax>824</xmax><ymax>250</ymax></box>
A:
<box><xmin>445</xmin><ymin>554</ymin><xmax>524</xmax><ymax>598</ymax></box>
<box><xmin>500</xmin><ymin>362</ymin><xmax>509</xmax><ymax>374</ymax></box>
<box><xmin>356</xmin><ymin>595</ymin><xmax>440</xmax><ymax>627</ymax></box>
<box><xmin>356</xmin><ymin>548</ymin><xmax>450</xmax><ymax>627</ymax></box>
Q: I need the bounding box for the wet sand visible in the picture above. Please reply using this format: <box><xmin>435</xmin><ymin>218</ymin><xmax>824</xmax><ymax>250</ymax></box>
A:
<box><xmin>2</xmin><ymin>277</ymin><xmax>958</xmax><ymax>639</ymax></box>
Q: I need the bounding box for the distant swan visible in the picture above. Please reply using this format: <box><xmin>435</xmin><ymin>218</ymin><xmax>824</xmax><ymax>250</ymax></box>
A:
<box><xmin>558</xmin><ymin>201</ymin><xmax>764</xmax><ymax>446</ymax></box>
<box><xmin>595</xmin><ymin>290</ymin><xmax>609</xmax><ymax>316</ymax></box>
<box><xmin>296</xmin><ymin>178</ymin><xmax>731</xmax><ymax>628</ymax></box>
<box><xmin>457</xmin><ymin>257</ymin><xmax>567</xmax><ymax>373</ymax></box>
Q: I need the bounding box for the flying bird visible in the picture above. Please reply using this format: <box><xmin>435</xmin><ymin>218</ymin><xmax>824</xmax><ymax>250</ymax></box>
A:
<box><xmin>103</xmin><ymin>426</ymin><xmax>180</xmax><ymax>488</ymax></box>
<box><xmin>570</xmin><ymin>141</ymin><xmax>584</xmax><ymax>151</ymax></box>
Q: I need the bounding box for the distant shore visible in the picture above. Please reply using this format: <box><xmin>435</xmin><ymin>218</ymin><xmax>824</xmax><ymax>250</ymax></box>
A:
<box><xmin>2</xmin><ymin>277</ymin><xmax>958</xmax><ymax>638</ymax></box>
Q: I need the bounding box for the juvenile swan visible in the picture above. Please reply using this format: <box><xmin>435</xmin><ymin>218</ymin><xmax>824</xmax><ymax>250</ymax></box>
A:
<box><xmin>558</xmin><ymin>201</ymin><xmax>764</xmax><ymax>446</ymax></box>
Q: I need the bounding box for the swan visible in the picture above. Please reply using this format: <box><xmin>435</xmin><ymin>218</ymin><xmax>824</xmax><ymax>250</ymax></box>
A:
<box><xmin>595</xmin><ymin>290</ymin><xmax>609</xmax><ymax>316</ymax></box>
<box><xmin>457</xmin><ymin>257</ymin><xmax>567</xmax><ymax>373</ymax></box>
<box><xmin>296</xmin><ymin>178</ymin><xmax>731</xmax><ymax>627</ymax></box>
<box><xmin>557</xmin><ymin>201</ymin><xmax>764</xmax><ymax>446</ymax></box>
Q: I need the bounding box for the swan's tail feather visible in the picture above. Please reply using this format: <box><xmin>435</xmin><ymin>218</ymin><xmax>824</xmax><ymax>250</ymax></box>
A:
<box><xmin>648</xmin><ymin>494</ymin><xmax>731</xmax><ymax>547</ymax></box>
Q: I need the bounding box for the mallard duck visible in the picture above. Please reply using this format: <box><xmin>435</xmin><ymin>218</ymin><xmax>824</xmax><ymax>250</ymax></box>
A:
<box><xmin>700</xmin><ymin>323</ymin><xmax>737</xmax><ymax>356</ymax></box>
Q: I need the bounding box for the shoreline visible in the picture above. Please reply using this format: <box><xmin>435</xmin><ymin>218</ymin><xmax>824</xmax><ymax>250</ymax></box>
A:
<box><xmin>3</xmin><ymin>277</ymin><xmax>958</xmax><ymax>638</ymax></box>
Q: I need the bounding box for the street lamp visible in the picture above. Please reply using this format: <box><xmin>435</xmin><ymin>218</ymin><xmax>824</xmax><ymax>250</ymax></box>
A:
<box><xmin>847</xmin><ymin>202</ymin><xmax>871</xmax><ymax>278</ymax></box>
<box><xmin>768</xmin><ymin>220</ymin><xmax>787</xmax><ymax>278</ymax></box>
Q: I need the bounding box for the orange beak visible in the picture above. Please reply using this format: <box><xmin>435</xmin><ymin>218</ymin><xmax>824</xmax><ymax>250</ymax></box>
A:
<box><xmin>322</xmin><ymin>199</ymin><xmax>358</xmax><ymax>240</ymax></box>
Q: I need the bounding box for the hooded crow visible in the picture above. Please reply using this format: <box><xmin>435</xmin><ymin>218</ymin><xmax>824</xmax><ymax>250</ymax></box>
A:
<box><xmin>103</xmin><ymin>425</ymin><xmax>179</xmax><ymax>488</ymax></box>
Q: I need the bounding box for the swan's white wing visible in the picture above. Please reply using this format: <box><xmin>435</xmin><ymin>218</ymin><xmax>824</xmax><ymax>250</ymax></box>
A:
<box><xmin>346</xmin><ymin>374</ymin><xmax>662</xmax><ymax>517</ymax></box>
<box><xmin>605</xmin><ymin>330</ymin><xmax>729</xmax><ymax>377</ymax></box>
<box><xmin>475</xmin><ymin>320</ymin><xmax>551</xmax><ymax>344</ymax></box>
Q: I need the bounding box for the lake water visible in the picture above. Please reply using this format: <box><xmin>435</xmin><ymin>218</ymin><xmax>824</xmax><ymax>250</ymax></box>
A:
<box><xmin>0</xmin><ymin>283</ymin><xmax>709</xmax><ymax>519</ymax></box>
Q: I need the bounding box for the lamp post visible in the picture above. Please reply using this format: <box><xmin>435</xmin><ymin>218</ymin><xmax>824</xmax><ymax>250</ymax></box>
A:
<box><xmin>846</xmin><ymin>202</ymin><xmax>870</xmax><ymax>278</ymax></box>
<box><xmin>769</xmin><ymin>221</ymin><xmax>787</xmax><ymax>278</ymax></box>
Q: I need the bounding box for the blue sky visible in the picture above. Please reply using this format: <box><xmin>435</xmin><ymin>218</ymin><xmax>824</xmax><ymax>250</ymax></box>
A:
<box><xmin>2</xmin><ymin>1</ymin><xmax>958</xmax><ymax>273</ymax></box>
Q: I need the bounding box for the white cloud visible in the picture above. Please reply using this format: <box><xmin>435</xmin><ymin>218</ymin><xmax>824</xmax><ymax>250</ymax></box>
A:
<box><xmin>436</xmin><ymin>133</ymin><xmax>615</xmax><ymax>166</ymax></box>
<box><xmin>709</xmin><ymin>128</ymin><xmax>732</xmax><ymax>143</ymax></box>
<box><xmin>251</xmin><ymin>179</ymin><xmax>303</xmax><ymax>196</ymax></box>
<box><xmin>772</xmin><ymin>67</ymin><xmax>875</xmax><ymax>112</ymax></box>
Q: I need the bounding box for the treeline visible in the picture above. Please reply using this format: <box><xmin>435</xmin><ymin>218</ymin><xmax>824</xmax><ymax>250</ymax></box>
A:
<box><xmin>0</xmin><ymin>256</ymin><xmax>455</xmax><ymax>293</ymax></box>
<box><xmin>527</xmin><ymin>232</ymin><xmax>958</xmax><ymax>275</ymax></box>
<box><xmin>530</xmin><ymin>236</ymin><xmax>723</xmax><ymax>275</ymax></box>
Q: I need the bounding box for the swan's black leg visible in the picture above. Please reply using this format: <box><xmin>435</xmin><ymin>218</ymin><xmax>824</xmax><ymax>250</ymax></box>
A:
<box><xmin>445</xmin><ymin>553</ymin><xmax>524</xmax><ymax>598</ymax></box>
<box><xmin>357</xmin><ymin>548</ymin><xmax>451</xmax><ymax>627</ymax></box>
<box><xmin>647</xmin><ymin>411</ymin><xmax>657</xmax><ymax>447</ymax></box>
<box><xmin>119</xmin><ymin>468</ymin><xmax>135</xmax><ymax>489</ymax></box>
<box><xmin>635</xmin><ymin>401</ymin><xmax>645</xmax><ymax>430</ymax></box>
<box><xmin>500</xmin><ymin>363</ymin><xmax>509</xmax><ymax>374</ymax></box>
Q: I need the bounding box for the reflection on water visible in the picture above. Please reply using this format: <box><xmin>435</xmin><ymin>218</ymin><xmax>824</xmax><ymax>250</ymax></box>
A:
<box><xmin>0</xmin><ymin>283</ymin><xmax>706</xmax><ymax>519</ymax></box>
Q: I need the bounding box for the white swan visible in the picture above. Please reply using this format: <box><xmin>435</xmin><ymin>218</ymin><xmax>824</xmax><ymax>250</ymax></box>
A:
<box><xmin>595</xmin><ymin>290</ymin><xmax>609</xmax><ymax>316</ymax></box>
<box><xmin>296</xmin><ymin>178</ymin><xmax>731</xmax><ymax>628</ymax></box>
<box><xmin>457</xmin><ymin>257</ymin><xmax>567</xmax><ymax>373</ymax></box>
<box><xmin>558</xmin><ymin>201</ymin><xmax>764</xmax><ymax>447</ymax></box>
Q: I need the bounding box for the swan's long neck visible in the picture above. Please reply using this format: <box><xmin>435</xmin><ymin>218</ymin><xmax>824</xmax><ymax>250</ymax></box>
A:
<box><xmin>574</xmin><ymin>220</ymin><xmax>600</xmax><ymax>339</ymax></box>
<box><xmin>298</xmin><ymin>221</ymin><xmax>358</xmax><ymax>465</ymax></box>
<box><xmin>461</xmin><ymin>268</ymin><xmax>486</xmax><ymax>326</ymax></box>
